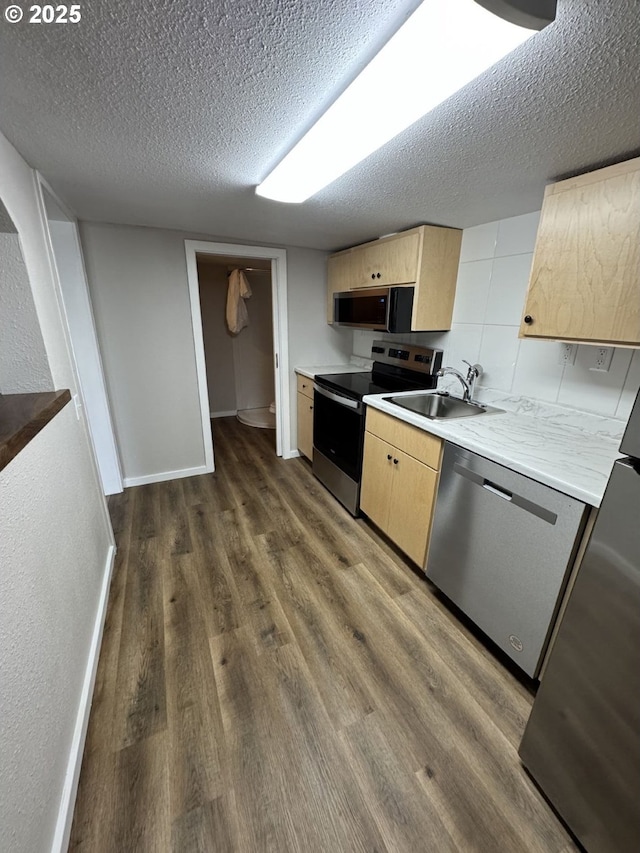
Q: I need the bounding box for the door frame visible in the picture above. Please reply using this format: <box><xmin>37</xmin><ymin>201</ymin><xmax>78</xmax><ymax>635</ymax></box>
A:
<box><xmin>184</xmin><ymin>240</ymin><xmax>290</xmax><ymax>470</ymax></box>
<box><xmin>35</xmin><ymin>173</ymin><xmax>124</xmax><ymax>495</ymax></box>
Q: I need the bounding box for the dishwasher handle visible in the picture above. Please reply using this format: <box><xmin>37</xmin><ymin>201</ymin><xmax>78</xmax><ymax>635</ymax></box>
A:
<box><xmin>482</xmin><ymin>479</ymin><xmax>512</xmax><ymax>501</ymax></box>
<box><xmin>453</xmin><ymin>462</ymin><xmax>558</xmax><ymax>525</ymax></box>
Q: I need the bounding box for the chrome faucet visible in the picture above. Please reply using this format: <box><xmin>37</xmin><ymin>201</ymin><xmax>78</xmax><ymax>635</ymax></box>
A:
<box><xmin>437</xmin><ymin>361</ymin><xmax>483</xmax><ymax>402</ymax></box>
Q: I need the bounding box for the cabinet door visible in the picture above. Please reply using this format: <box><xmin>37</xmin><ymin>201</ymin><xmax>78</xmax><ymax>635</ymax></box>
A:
<box><xmin>327</xmin><ymin>252</ymin><xmax>354</xmax><ymax>322</ymax></box>
<box><xmin>360</xmin><ymin>432</ymin><xmax>393</xmax><ymax>532</ymax></box>
<box><xmin>387</xmin><ymin>448</ymin><xmax>438</xmax><ymax>567</ymax></box>
<box><xmin>296</xmin><ymin>392</ymin><xmax>314</xmax><ymax>460</ymax></box>
<box><xmin>520</xmin><ymin>159</ymin><xmax>640</xmax><ymax>345</ymax></box>
<box><xmin>353</xmin><ymin>231</ymin><xmax>421</xmax><ymax>288</ymax></box>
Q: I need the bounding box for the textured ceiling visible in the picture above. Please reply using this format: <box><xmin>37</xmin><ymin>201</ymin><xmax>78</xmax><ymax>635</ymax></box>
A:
<box><xmin>1</xmin><ymin>0</ymin><xmax>639</xmax><ymax>251</ymax></box>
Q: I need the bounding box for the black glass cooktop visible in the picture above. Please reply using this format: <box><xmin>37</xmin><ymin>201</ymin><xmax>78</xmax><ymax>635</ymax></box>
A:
<box><xmin>315</xmin><ymin>366</ymin><xmax>436</xmax><ymax>401</ymax></box>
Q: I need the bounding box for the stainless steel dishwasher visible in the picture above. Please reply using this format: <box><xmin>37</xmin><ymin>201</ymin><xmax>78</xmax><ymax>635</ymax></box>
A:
<box><xmin>425</xmin><ymin>442</ymin><xmax>588</xmax><ymax>677</ymax></box>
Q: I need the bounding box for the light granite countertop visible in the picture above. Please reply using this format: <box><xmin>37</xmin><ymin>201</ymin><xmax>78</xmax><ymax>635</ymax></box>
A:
<box><xmin>363</xmin><ymin>389</ymin><xmax>623</xmax><ymax>508</ymax></box>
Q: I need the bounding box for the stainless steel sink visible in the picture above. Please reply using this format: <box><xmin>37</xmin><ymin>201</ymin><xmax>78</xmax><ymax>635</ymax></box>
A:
<box><xmin>385</xmin><ymin>391</ymin><xmax>504</xmax><ymax>420</ymax></box>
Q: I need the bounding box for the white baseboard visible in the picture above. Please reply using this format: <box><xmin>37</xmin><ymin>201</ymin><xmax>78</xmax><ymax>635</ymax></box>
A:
<box><xmin>123</xmin><ymin>463</ymin><xmax>212</xmax><ymax>487</ymax></box>
<box><xmin>51</xmin><ymin>543</ymin><xmax>116</xmax><ymax>853</ymax></box>
<box><xmin>210</xmin><ymin>409</ymin><xmax>238</xmax><ymax>419</ymax></box>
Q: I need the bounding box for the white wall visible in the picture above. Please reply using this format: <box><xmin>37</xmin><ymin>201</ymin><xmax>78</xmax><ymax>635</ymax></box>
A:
<box><xmin>0</xmin><ymin>231</ymin><xmax>52</xmax><ymax>393</ymax></box>
<box><xmin>80</xmin><ymin>222</ymin><xmax>206</xmax><ymax>482</ymax></box>
<box><xmin>80</xmin><ymin>222</ymin><xmax>352</xmax><ymax>480</ymax></box>
<box><xmin>0</xmin><ymin>404</ymin><xmax>112</xmax><ymax>853</ymax></box>
<box><xmin>286</xmin><ymin>246</ymin><xmax>352</xmax><ymax>447</ymax></box>
<box><xmin>48</xmin><ymin>219</ymin><xmax>123</xmax><ymax>495</ymax></box>
<box><xmin>0</xmin><ymin>133</ymin><xmax>76</xmax><ymax>389</ymax></box>
<box><xmin>0</xmin><ymin>130</ymin><xmax>113</xmax><ymax>852</ymax></box>
<box><xmin>354</xmin><ymin>211</ymin><xmax>640</xmax><ymax>422</ymax></box>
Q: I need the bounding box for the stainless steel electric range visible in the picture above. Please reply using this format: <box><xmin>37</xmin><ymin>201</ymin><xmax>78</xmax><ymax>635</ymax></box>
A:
<box><xmin>312</xmin><ymin>340</ymin><xmax>443</xmax><ymax>515</ymax></box>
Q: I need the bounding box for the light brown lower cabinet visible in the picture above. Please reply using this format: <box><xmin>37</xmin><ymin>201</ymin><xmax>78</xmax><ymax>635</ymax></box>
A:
<box><xmin>296</xmin><ymin>390</ymin><xmax>314</xmax><ymax>461</ymax></box>
<box><xmin>360</xmin><ymin>421</ymin><xmax>441</xmax><ymax>567</ymax></box>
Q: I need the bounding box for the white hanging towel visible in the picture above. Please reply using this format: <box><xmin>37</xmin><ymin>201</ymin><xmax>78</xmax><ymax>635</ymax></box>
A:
<box><xmin>226</xmin><ymin>269</ymin><xmax>252</xmax><ymax>334</ymax></box>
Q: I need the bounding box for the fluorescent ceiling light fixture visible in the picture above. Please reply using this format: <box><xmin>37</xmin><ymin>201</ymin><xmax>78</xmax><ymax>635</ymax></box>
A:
<box><xmin>256</xmin><ymin>0</ymin><xmax>544</xmax><ymax>203</ymax></box>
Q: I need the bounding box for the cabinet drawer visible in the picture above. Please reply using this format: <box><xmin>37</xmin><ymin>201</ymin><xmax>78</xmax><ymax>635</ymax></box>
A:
<box><xmin>365</xmin><ymin>408</ymin><xmax>442</xmax><ymax>470</ymax></box>
<box><xmin>297</xmin><ymin>374</ymin><xmax>314</xmax><ymax>399</ymax></box>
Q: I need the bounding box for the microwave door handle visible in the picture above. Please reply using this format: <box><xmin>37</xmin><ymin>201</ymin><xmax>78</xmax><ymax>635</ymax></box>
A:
<box><xmin>314</xmin><ymin>384</ymin><xmax>362</xmax><ymax>411</ymax></box>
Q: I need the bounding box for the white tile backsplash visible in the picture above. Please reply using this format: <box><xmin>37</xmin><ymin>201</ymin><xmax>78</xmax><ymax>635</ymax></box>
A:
<box><xmin>351</xmin><ymin>209</ymin><xmax>639</xmax><ymax>422</ymax></box>
<box><xmin>478</xmin><ymin>325</ymin><xmax>521</xmax><ymax>392</ymax></box>
<box><xmin>442</xmin><ymin>322</ymin><xmax>484</xmax><ymax>369</ymax></box>
<box><xmin>452</xmin><ymin>260</ymin><xmax>493</xmax><ymax>324</ymax></box>
<box><xmin>558</xmin><ymin>347</ymin><xmax>633</xmax><ymax>417</ymax></box>
<box><xmin>484</xmin><ymin>253</ymin><xmax>533</xmax><ymax>326</ymax></box>
<box><xmin>512</xmin><ymin>338</ymin><xmax>565</xmax><ymax>403</ymax></box>
<box><xmin>353</xmin><ymin>329</ymin><xmax>374</xmax><ymax>358</ymax></box>
<box><xmin>495</xmin><ymin>211</ymin><xmax>541</xmax><ymax>257</ymax></box>
<box><xmin>459</xmin><ymin>221</ymin><xmax>499</xmax><ymax>262</ymax></box>
<box><xmin>616</xmin><ymin>350</ymin><xmax>640</xmax><ymax>420</ymax></box>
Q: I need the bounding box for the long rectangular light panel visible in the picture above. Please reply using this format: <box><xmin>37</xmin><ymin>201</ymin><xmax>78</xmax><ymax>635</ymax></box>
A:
<box><xmin>256</xmin><ymin>0</ymin><xmax>538</xmax><ymax>203</ymax></box>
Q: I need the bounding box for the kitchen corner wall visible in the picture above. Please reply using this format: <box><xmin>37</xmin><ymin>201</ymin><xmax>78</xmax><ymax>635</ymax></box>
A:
<box><xmin>354</xmin><ymin>211</ymin><xmax>640</xmax><ymax>422</ymax></box>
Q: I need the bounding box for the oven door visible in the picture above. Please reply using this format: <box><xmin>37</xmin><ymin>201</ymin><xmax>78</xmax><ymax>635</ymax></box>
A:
<box><xmin>313</xmin><ymin>383</ymin><xmax>364</xmax><ymax>482</ymax></box>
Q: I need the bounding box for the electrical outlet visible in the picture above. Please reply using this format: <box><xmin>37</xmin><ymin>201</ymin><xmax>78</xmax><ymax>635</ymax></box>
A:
<box><xmin>589</xmin><ymin>346</ymin><xmax>614</xmax><ymax>372</ymax></box>
<box><xmin>558</xmin><ymin>343</ymin><xmax>577</xmax><ymax>367</ymax></box>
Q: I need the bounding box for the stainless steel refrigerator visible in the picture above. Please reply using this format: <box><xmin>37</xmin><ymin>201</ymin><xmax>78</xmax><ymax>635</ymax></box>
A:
<box><xmin>519</xmin><ymin>387</ymin><xmax>640</xmax><ymax>853</ymax></box>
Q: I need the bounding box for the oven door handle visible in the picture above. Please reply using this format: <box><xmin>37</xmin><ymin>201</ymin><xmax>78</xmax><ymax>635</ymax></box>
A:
<box><xmin>314</xmin><ymin>383</ymin><xmax>362</xmax><ymax>412</ymax></box>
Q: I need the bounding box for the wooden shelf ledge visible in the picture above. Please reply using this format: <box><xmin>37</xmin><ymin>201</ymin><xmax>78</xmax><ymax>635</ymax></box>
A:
<box><xmin>0</xmin><ymin>389</ymin><xmax>71</xmax><ymax>473</ymax></box>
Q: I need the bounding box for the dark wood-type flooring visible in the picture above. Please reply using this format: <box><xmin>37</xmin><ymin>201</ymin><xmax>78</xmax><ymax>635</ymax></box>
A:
<box><xmin>70</xmin><ymin>417</ymin><xmax>576</xmax><ymax>852</ymax></box>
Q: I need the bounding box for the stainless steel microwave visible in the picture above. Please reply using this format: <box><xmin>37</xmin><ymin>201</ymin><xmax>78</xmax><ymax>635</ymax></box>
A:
<box><xmin>333</xmin><ymin>286</ymin><xmax>414</xmax><ymax>332</ymax></box>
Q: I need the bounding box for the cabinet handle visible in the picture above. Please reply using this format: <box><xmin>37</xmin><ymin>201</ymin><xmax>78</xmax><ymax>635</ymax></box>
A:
<box><xmin>393</xmin><ymin>458</ymin><xmax>399</xmax><ymax>465</ymax></box>
<box><xmin>387</xmin><ymin>454</ymin><xmax>392</xmax><ymax>460</ymax></box>
<box><xmin>524</xmin><ymin>315</ymin><xmax>534</xmax><ymax>325</ymax></box>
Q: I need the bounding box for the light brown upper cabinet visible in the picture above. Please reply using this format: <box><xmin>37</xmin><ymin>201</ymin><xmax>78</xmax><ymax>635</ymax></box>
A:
<box><xmin>326</xmin><ymin>252</ymin><xmax>355</xmax><ymax>323</ymax></box>
<box><xmin>327</xmin><ymin>224</ymin><xmax>462</xmax><ymax>330</ymax></box>
<box><xmin>520</xmin><ymin>157</ymin><xmax>640</xmax><ymax>346</ymax></box>
<box><xmin>350</xmin><ymin>229</ymin><xmax>421</xmax><ymax>288</ymax></box>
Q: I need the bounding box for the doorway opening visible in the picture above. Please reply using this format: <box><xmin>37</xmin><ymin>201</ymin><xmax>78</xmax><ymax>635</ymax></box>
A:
<box><xmin>197</xmin><ymin>253</ymin><xmax>275</xmax><ymax>430</ymax></box>
<box><xmin>184</xmin><ymin>240</ymin><xmax>290</xmax><ymax>472</ymax></box>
